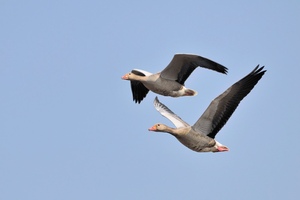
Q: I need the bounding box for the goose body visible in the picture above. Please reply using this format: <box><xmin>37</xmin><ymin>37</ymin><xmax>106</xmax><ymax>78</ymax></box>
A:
<box><xmin>122</xmin><ymin>54</ymin><xmax>228</xmax><ymax>103</ymax></box>
<box><xmin>149</xmin><ymin>66</ymin><xmax>266</xmax><ymax>153</ymax></box>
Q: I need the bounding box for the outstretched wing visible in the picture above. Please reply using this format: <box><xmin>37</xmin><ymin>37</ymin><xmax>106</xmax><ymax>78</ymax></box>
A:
<box><xmin>130</xmin><ymin>69</ymin><xmax>150</xmax><ymax>103</ymax></box>
<box><xmin>153</xmin><ymin>97</ymin><xmax>190</xmax><ymax>128</ymax></box>
<box><xmin>160</xmin><ymin>54</ymin><xmax>228</xmax><ymax>85</ymax></box>
<box><xmin>192</xmin><ymin>65</ymin><xmax>266</xmax><ymax>138</ymax></box>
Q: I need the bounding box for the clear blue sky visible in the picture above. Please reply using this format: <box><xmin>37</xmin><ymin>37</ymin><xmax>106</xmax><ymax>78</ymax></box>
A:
<box><xmin>1</xmin><ymin>1</ymin><xmax>299</xmax><ymax>199</ymax></box>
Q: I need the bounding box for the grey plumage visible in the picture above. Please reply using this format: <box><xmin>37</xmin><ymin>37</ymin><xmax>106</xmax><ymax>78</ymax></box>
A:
<box><xmin>150</xmin><ymin>66</ymin><xmax>266</xmax><ymax>152</ymax></box>
<box><xmin>194</xmin><ymin>65</ymin><xmax>266</xmax><ymax>139</ymax></box>
<box><xmin>122</xmin><ymin>54</ymin><xmax>228</xmax><ymax>103</ymax></box>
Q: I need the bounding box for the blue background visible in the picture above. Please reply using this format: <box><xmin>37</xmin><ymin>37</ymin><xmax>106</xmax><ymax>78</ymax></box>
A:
<box><xmin>1</xmin><ymin>1</ymin><xmax>299</xmax><ymax>199</ymax></box>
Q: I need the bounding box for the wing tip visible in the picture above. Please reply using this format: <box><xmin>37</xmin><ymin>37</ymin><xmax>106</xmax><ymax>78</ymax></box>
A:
<box><xmin>222</xmin><ymin>66</ymin><xmax>229</xmax><ymax>75</ymax></box>
<box><xmin>133</xmin><ymin>98</ymin><xmax>142</xmax><ymax>104</ymax></box>
<box><xmin>252</xmin><ymin>64</ymin><xmax>267</xmax><ymax>75</ymax></box>
<box><xmin>153</xmin><ymin>96</ymin><xmax>160</xmax><ymax>110</ymax></box>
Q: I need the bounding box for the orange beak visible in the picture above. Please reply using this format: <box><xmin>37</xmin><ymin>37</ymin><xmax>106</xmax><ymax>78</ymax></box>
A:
<box><xmin>121</xmin><ymin>74</ymin><xmax>128</xmax><ymax>80</ymax></box>
<box><xmin>148</xmin><ymin>126</ymin><xmax>157</xmax><ymax>131</ymax></box>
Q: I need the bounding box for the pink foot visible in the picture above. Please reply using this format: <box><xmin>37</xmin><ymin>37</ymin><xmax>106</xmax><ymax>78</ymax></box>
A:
<box><xmin>217</xmin><ymin>146</ymin><xmax>229</xmax><ymax>152</ymax></box>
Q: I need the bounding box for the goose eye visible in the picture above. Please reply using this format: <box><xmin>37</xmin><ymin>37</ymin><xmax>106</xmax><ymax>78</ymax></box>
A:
<box><xmin>157</xmin><ymin>124</ymin><xmax>160</xmax><ymax>126</ymax></box>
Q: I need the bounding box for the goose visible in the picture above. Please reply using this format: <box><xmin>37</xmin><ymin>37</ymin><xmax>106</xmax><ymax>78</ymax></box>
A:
<box><xmin>121</xmin><ymin>54</ymin><xmax>228</xmax><ymax>103</ymax></box>
<box><xmin>148</xmin><ymin>65</ymin><xmax>266</xmax><ymax>153</ymax></box>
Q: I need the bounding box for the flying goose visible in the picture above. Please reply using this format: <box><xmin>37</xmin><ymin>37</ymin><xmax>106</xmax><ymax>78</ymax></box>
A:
<box><xmin>149</xmin><ymin>66</ymin><xmax>266</xmax><ymax>152</ymax></box>
<box><xmin>122</xmin><ymin>54</ymin><xmax>228</xmax><ymax>103</ymax></box>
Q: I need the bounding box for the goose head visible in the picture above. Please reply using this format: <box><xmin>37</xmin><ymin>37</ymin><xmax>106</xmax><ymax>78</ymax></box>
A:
<box><xmin>148</xmin><ymin>123</ymin><xmax>169</xmax><ymax>132</ymax></box>
<box><xmin>121</xmin><ymin>72</ymin><xmax>140</xmax><ymax>80</ymax></box>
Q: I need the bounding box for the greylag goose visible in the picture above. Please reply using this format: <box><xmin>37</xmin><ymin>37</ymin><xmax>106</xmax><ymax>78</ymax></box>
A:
<box><xmin>149</xmin><ymin>65</ymin><xmax>266</xmax><ymax>152</ymax></box>
<box><xmin>122</xmin><ymin>54</ymin><xmax>228</xmax><ymax>103</ymax></box>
